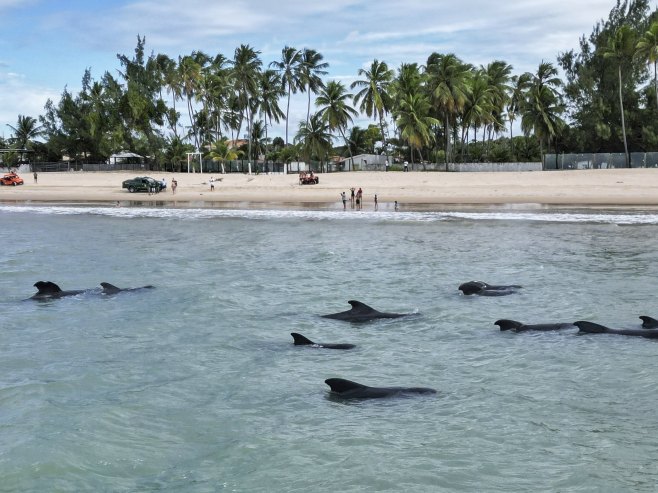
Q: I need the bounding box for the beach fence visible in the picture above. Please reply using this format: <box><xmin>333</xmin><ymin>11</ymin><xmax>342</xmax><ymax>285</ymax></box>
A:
<box><xmin>543</xmin><ymin>152</ymin><xmax>658</xmax><ymax>170</ymax></box>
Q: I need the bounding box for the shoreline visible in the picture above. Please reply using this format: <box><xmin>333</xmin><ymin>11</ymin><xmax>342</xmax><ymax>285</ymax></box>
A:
<box><xmin>1</xmin><ymin>169</ymin><xmax>658</xmax><ymax>209</ymax></box>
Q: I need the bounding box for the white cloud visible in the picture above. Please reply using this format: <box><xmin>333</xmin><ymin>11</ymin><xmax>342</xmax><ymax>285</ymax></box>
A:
<box><xmin>0</xmin><ymin>71</ymin><xmax>58</xmax><ymax>137</ymax></box>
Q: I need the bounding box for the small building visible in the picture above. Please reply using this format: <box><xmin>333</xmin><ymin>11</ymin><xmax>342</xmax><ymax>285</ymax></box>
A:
<box><xmin>108</xmin><ymin>151</ymin><xmax>144</xmax><ymax>166</ymax></box>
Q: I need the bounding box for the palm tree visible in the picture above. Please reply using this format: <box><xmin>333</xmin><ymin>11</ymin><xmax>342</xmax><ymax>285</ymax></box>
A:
<box><xmin>299</xmin><ymin>48</ymin><xmax>329</xmax><ymax>125</ymax></box>
<box><xmin>350</xmin><ymin>59</ymin><xmax>394</xmax><ymax>156</ymax></box>
<box><xmin>294</xmin><ymin>112</ymin><xmax>332</xmax><ymax>170</ymax></box>
<box><xmin>518</xmin><ymin>62</ymin><xmax>565</xmax><ymax>159</ymax></box>
<box><xmin>206</xmin><ymin>137</ymin><xmax>242</xmax><ymax>174</ymax></box>
<box><xmin>346</xmin><ymin>126</ymin><xmax>368</xmax><ymax>160</ymax></box>
<box><xmin>636</xmin><ymin>20</ymin><xmax>658</xmax><ymax>111</ymax></box>
<box><xmin>425</xmin><ymin>53</ymin><xmax>471</xmax><ymax>164</ymax></box>
<box><xmin>269</xmin><ymin>46</ymin><xmax>303</xmax><ymax>145</ymax></box>
<box><xmin>315</xmin><ymin>80</ymin><xmax>358</xmax><ymax>168</ymax></box>
<box><xmin>257</xmin><ymin>69</ymin><xmax>285</xmax><ymax>161</ymax></box>
<box><xmin>394</xmin><ymin>93</ymin><xmax>439</xmax><ymax>166</ymax></box>
<box><xmin>483</xmin><ymin>60</ymin><xmax>513</xmax><ymax>146</ymax></box>
<box><xmin>461</xmin><ymin>70</ymin><xmax>493</xmax><ymax>155</ymax></box>
<box><xmin>507</xmin><ymin>73</ymin><xmax>531</xmax><ymax>158</ymax></box>
<box><xmin>603</xmin><ymin>25</ymin><xmax>637</xmax><ymax>167</ymax></box>
<box><xmin>177</xmin><ymin>53</ymin><xmax>203</xmax><ymax>148</ymax></box>
<box><xmin>231</xmin><ymin>44</ymin><xmax>262</xmax><ymax>173</ymax></box>
<box><xmin>7</xmin><ymin>115</ymin><xmax>44</xmax><ymax>154</ymax></box>
<box><xmin>153</xmin><ymin>54</ymin><xmax>180</xmax><ymax>138</ymax></box>
<box><xmin>521</xmin><ymin>82</ymin><xmax>565</xmax><ymax>158</ymax></box>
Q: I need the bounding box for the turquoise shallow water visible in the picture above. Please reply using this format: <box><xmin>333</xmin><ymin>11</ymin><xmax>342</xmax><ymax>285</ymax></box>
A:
<box><xmin>2</xmin><ymin>204</ymin><xmax>658</xmax><ymax>492</ymax></box>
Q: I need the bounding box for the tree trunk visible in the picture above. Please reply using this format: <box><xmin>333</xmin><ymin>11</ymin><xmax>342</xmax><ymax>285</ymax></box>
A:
<box><xmin>618</xmin><ymin>66</ymin><xmax>629</xmax><ymax>168</ymax></box>
<box><xmin>654</xmin><ymin>61</ymin><xmax>658</xmax><ymax>112</ymax></box>
<box><xmin>339</xmin><ymin>127</ymin><xmax>354</xmax><ymax>171</ymax></box>
<box><xmin>285</xmin><ymin>87</ymin><xmax>292</xmax><ymax>145</ymax></box>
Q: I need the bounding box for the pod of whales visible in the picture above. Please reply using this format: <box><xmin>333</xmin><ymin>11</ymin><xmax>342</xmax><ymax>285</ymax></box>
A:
<box><xmin>291</xmin><ymin>333</ymin><xmax>355</xmax><ymax>350</ymax></box>
<box><xmin>574</xmin><ymin>321</ymin><xmax>658</xmax><ymax>339</ymax></box>
<box><xmin>495</xmin><ymin>319</ymin><xmax>575</xmax><ymax>332</ymax></box>
<box><xmin>325</xmin><ymin>378</ymin><xmax>436</xmax><ymax>399</ymax></box>
<box><xmin>321</xmin><ymin>300</ymin><xmax>412</xmax><ymax>323</ymax></box>
<box><xmin>459</xmin><ymin>281</ymin><xmax>522</xmax><ymax>296</ymax></box>
<box><xmin>30</xmin><ymin>281</ymin><xmax>154</xmax><ymax>300</ymax></box>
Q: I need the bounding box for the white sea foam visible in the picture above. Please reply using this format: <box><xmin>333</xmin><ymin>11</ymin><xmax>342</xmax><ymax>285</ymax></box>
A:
<box><xmin>2</xmin><ymin>204</ymin><xmax>658</xmax><ymax>224</ymax></box>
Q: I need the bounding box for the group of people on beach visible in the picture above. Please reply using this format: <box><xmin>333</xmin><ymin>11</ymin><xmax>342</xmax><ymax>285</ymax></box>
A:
<box><xmin>341</xmin><ymin>187</ymin><xmax>390</xmax><ymax>211</ymax></box>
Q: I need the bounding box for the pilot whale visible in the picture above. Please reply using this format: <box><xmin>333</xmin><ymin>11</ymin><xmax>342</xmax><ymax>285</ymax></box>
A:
<box><xmin>575</xmin><ymin>321</ymin><xmax>658</xmax><ymax>339</ymax></box>
<box><xmin>291</xmin><ymin>333</ymin><xmax>355</xmax><ymax>349</ymax></box>
<box><xmin>321</xmin><ymin>300</ymin><xmax>412</xmax><ymax>323</ymax></box>
<box><xmin>639</xmin><ymin>316</ymin><xmax>658</xmax><ymax>329</ymax></box>
<box><xmin>100</xmin><ymin>282</ymin><xmax>155</xmax><ymax>294</ymax></box>
<box><xmin>495</xmin><ymin>319</ymin><xmax>575</xmax><ymax>332</ymax></box>
<box><xmin>325</xmin><ymin>378</ymin><xmax>436</xmax><ymax>399</ymax></box>
<box><xmin>459</xmin><ymin>281</ymin><xmax>522</xmax><ymax>296</ymax></box>
<box><xmin>30</xmin><ymin>281</ymin><xmax>87</xmax><ymax>299</ymax></box>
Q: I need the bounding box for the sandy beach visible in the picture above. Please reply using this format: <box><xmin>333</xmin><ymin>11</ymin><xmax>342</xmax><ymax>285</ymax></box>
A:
<box><xmin>1</xmin><ymin>169</ymin><xmax>658</xmax><ymax>208</ymax></box>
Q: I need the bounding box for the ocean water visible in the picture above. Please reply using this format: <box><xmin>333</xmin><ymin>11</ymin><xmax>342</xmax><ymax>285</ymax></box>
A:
<box><xmin>2</xmin><ymin>204</ymin><xmax>658</xmax><ymax>492</ymax></box>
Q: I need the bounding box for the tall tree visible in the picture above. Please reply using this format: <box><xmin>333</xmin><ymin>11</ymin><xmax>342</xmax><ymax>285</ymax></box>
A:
<box><xmin>506</xmin><ymin>73</ymin><xmax>531</xmax><ymax>158</ymax></box>
<box><xmin>257</xmin><ymin>69</ymin><xmax>285</xmax><ymax>159</ymax></box>
<box><xmin>425</xmin><ymin>53</ymin><xmax>471</xmax><ymax>163</ymax></box>
<box><xmin>177</xmin><ymin>53</ymin><xmax>203</xmax><ymax>148</ymax></box>
<box><xmin>350</xmin><ymin>59</ymin><xmax>394</xmax><ymax>156</ymax></box>
<box><xmin>521</xmin><ymin>62</ymin><xmax>566</xmax><ymax>157</ymax></box>
<box><xmin>315</xmin><ymin>80</ymin><xmax>358</xmax><ymax>166</ymax></box>
<box><xmin>231</xmin><ymin>44</ymin><xmax>262</xmax><ymax>170</ymax></box>
<box><xmin>394</xmin><ymin>93</ymin><xmax>439</xmax><ymax>165</ymax></box>
<box><xmin>299</xmin><ymin>48</ymin><xmax>329</xmax><ymax>125</ymax></box>
<box><xmin>269</xmin><ymin>46</ymin><xmax>303</xmax><ymax>145</ymax></box>
<box><xmin>636</xmin><ymin>20</ymin><xmax>658</xmax><ymax>110</ymax></box>
<box><xmin>603</xmin><ymin>24</ymin><xmax>637</xmax><ymax>166</ymax></box>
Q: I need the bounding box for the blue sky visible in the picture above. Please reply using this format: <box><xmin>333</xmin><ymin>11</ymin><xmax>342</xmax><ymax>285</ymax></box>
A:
<box><xmin>0</xmin><ymin>0</ymin><xmax>646</xmax><ymax>141</ymax></box>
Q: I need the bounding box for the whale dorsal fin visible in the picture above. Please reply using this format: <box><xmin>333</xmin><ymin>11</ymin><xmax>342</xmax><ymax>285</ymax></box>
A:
<box><xmin>100</xmin><ymin>282</ymin><xmax>121</xmax><ymax>294</ymax></box>
<box><xmin>347</xmin><ymin>300</ymin><xmax>375</xmax><ymax>312</ymax></box>
<box><xmin>325</xmin><ymin>378</ymin><xmax>367</xmax><ymax>393</ymax></box>
<box><xmin>639</xmin><ymin>316</ymin><xmax>658</xmax><ymax>328</ymax></box>
<box><xmin>494</xmin><ymin>319</ymin><xmax>524</xmax><ymax>331</ymax></box>
<box><xmin>574</xmin><ymin>321</ymin><xmax>609</xmax><ymax>333</ymax></box>
<box><xmin>34</xmin><ymin>281</ymin><xmax>62</xmax><ymax>294</ymax></box>
<box><xmin>291</xmin><ymin>333</ymin><xmax>314</xmax><ymax>345</ymax></box>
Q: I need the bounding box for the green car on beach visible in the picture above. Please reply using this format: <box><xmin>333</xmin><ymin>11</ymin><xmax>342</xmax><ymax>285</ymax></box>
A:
<box><xmin>122</xmin><ymin>176</ymin><xmax>165</xmax><ymax>193</ymax></box>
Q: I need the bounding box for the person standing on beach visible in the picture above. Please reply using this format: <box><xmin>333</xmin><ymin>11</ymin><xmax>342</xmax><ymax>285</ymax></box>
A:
<box><xmin>356</xmin><ymin>188</ymin><xmax>363</xmax><ymax>210</ymax></box>
<box><xmin>350</xmin><ymin>188</ymin><xmax>355</xmax><ymax>208</ymax></box>
<box><xmin>394</xmin><ymin>201</ymin><xmax>399</xmax><ymax>211</ymax></box>
<box><xmin>341</xmin><ymin>192</ymin><xmax>347</xmax><ymax>210</ymax></box>
<box><xmin>33</xmin><ymin>172</ymin><xmax>37</xmax><ymax>184</ymax></box>
<box><xmin>210</xmin><ymin>177</ymin><xmax>215</xmax><ymax>191</ymax></box>
<box><xmin>374</xmin><ymin>194</ymin><xmax>378</xmax><ymax>211</ymax></box>
<box><xmin>171</xmin><ymin>179</ymin><xmax>177</xmax><ymax>194</ymax></box>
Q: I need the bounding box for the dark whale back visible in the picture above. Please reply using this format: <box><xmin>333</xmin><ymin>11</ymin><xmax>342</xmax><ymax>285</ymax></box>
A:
<box><xmin>459</xmin><ymin>281</ymin><xmax>522</xmax><ymax>296</ymax></box>
<box><xmin>321</xmin><ymin>300</ymin><xmax>409</xmax><ymax>323</ymax></box>
<box><xmin>100</xmin><ymin>282</ymin><xmax>155</xmax><ymax>294</ymax></box>
<box><xmin>495</xmin><ymin>319</ymin><xmax>574</xmax><ymax>332</ymax></box>
<box><xmin>325</xmin><ymin>378</ymin><xmax>436</xmax><ymax>399</ymax></box>
<box><xmin>639</xmin><ymin>316</ymin><xmax>658</xmax><ymax>329</ymax></box>
<box><xmin>290</xmin><ymin>333</ymin><xmax>355</xmax><ymax>350</ymax></box>
<box><xmin>575</xmin><ymin>320</ymin><xmax>658</xmax><ymax>339</ymax></box>
<box><xmin>30</xmin><ymin>281</ymin><xmax>85</xmax><ymax>299</ymax></box>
